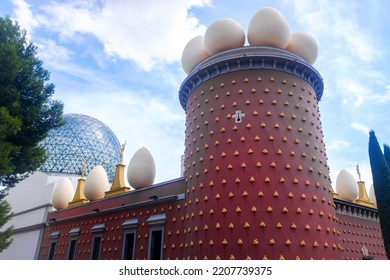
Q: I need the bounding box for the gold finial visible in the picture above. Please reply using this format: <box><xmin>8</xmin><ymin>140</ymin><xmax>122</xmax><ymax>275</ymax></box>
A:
<box><xmin>120</xmin><ymin>140</ymin><xmax>126</xmax><ymax>164</ymax></box>
<box><xmin>356</xmin><ymin>180</ymin><xmax>375</xmax><ymax>207</ymax></box>
<box><xmin>68</xmin><ymin>170</ymin><xmax>89</xmax><ymax>206</ymax></box>
<box><xmin>356</xmin><ymin>163</ymin><xmax>362</xmax><ymax>181</ymax></box>
<box><xmin>81</xmin><ymin>161</ymin><xmax>87</xmax><ymax>178</ymax></box>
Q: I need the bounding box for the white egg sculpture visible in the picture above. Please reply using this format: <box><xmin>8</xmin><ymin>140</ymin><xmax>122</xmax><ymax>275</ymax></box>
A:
<box><xmin>287</xmin><ymin>32</ymin><xmax>318</xmax><ymax>64</ymax></box>
<box><xmin>127</xmin><ymin>147</ymin><xmax>156</xmax><ymax>189</ymax></box>
<box><xmin>369</xmin><ymin>184</ymin><xmax>377</xmax><ymax>206</ymax></box>
<box><xmin>51</xmin><ymin>178</ymin><xmax>75</xmax><ymax>210</ymax></box>
<box><xmin>247</xmin><ymin>7</ymin><xmax>291</xmax><ymax>48</ymax></box>
<box><xmin>335</xmin><ymin>169</ymin><xmax>359</xmax><ymax>202</ymax></box>
<box><xmin>84</xmin><ymin>165</ymin><xmax>109</xmax><ymax>201</ymax></box>
<box><xmin>181</xmin><ymin>35</ymin><xmax>209</xmax><ymax>75</ymax></box>
<box><xmin>204</xmin><ymin>18</ymin><xmax>245</xmax><ymax>55</ymax></box>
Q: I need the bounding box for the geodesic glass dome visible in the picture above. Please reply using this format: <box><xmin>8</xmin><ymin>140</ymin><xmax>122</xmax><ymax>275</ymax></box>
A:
<box><xmin>39</xmin><ymin>113</ymin><xmax>120</xmax><ymax>181</ymax></box>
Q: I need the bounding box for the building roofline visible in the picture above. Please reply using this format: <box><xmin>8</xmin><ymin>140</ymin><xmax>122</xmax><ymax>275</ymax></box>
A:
<box><xmin>46</xmin><ymin>177</ymin><xmax>186</xmax><ymax>222</ymax></box>
<box><xmin>47</xmin><ymin>194</ymin><xmax>184</xmax><ymax>225</ymax></box>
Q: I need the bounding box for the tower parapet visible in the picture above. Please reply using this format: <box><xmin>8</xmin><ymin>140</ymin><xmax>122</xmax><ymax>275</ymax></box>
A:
<box><xmin>179</xmin><ymin>46</ymin><xmax>324</xmax><ymax>109</ymax></box>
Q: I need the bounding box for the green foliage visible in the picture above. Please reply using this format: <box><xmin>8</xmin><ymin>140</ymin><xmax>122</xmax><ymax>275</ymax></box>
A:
<box><xmin>0</xmin><ymin>198</ymin><xmax>13</xmax><ymax>252</ymax></box>
<box><xmin>368</xmin><ymin>131</ymin><xmax>390</xmax><ymax>259</ymax></box>
<box><xmin>0</xmin><ymin>107</ymin><xmax>21</xmax><ymax>176</ymax></box>
<box><xmin>0</xmin><ymin>17</ymin><xmax>64</xmax><ymax>190</ymax></box>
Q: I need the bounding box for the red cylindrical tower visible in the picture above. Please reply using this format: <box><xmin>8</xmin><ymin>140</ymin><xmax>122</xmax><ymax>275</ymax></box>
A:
<box><xmin>179</xmin><ymin>47</ymin><xmax>342</xmax><ymax>260</ymax></box>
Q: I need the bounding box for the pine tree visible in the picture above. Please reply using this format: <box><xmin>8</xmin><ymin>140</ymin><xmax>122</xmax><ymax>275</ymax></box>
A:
<box><xmin>0</xmin><ymin>17</ymin><xmax>64</xmax><ymax>191</ymax></box>
<box><xmin>0</xmin><ymin>199</ymin><xmax>13</xmax><ymax>252</ymax></box>
<box><xmin>368</xmin><ymin>131</ymin><xmax>390</xmax><ymax>259</ymax></box>
<box><xmin>1</xmin><ymin>17</ymin><xmax>64</xmax><ymax>250</ymax></box>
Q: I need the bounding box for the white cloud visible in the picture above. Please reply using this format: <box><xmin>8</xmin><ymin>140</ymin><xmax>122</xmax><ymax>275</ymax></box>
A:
<box><xmin>284</xmin><ymin>0</ymin><xmax>380</xmax><ymax>62</ymax></box>
<box><xmin>350</xmin><ymin>122</ymin><xmax>370</xmax><ymax>135</ymax></box>
<box><xmin>24</xmin><ymin>0</ymin><xmax>212</xmax><ymax>71</ymax></box>
<box><xmin>327</xmin><ymin>140</ymin><xmax>350</xmax><ymax>151</ymax></box>
<box><xmin>11</xmin><ymin>0</ymin><xmax>39</xmax><ymax>37</ymax></box>
<box><xmin>35</xmin><ymin>39</ymin><xmax>74</xmax><ymax>63</ymax></box>
<box><xmin>339</xmin><ymin>81</ymin><xmax>370</xmax><ymax>107</ymax></box>
<box><xmin>367</xmin><ymin>84</ymin><xmax>390</xmax><ymax>103</ymax></box>
<box><xmin>332</xmin><ymin>17</ymin><xmax>380</xmax><ymax>62</ymax></box>
<box><xmin>283</xmin><ymin>0</ymin><xmax>383</xmax><ymax>107</ymax></box>
<box><xmin>353</xmin><ymin>95</ymin><xmax>364</xmax><ymax>107</ymax></box>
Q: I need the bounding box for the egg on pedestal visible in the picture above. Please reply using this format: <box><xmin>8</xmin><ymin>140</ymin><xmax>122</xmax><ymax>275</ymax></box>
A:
<box><xmin>335</xmin><ymin>169</ymin><xmax>359</xmax><ymax>202</ymax></box>
<box><xmin>204</xmin><ymin>18</ymin><xmax>245</xmax><ymax>55</ymax></box>
<box><xmin>287</xmin><ymin>32</ymin><xmax>318</xmax><ymax>64</ymax></box>
<box><xmin>84</xmin><ymin>165</ymin><xmax>109</xmax><ymax>201</ymax></box>
<box><xmin>127</xmin><ymin>147</ymin><xmax>156</xmax><ymax>189</ymax></box>
<box><xmin>51</xmin><ymin>178</ymin><xmax>75</xmax><ymax>210</ymax></box>
<box><xmin>181</xmin><ymin>35</ymin><xmax>209</xmax><ymax>75</ymax></box>
<box><xmin>247</xmin><ymin>7</ymin><xmax>291</xmax><ymax>48</ymax></box>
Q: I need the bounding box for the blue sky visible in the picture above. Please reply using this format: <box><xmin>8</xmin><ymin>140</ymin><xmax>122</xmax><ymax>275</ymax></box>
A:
<box><xmin>1</xmin><ymin>0</ymin><xmax>389</xmax><ymax>192</ymax></box>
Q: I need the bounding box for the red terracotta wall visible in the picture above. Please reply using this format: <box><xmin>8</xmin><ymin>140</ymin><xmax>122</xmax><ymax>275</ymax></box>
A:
<box><xmin>337</xmin><ymin>213</ymin><xmax>386</xmax><ymax>260</ymax></box>
<box><xmin>181</xmin><ymin>70</ymin><xmax>342</xmax><ymax>260</ymax></box>
<box><xmin>39</xmin><ymin>201</ymin><xmax>183</xmax><ymax>260</ymax></box>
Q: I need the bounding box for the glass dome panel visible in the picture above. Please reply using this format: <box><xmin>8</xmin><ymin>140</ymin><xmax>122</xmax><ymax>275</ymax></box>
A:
<box><xmin>39</xmin><ymin>114</ymin><xmax>120</xmax><ymax>181</ymax></box>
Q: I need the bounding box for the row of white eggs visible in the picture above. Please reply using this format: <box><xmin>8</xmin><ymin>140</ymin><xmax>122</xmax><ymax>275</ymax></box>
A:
<box><xmin>335</xmin><ymin>169</ymin><xmax>377</xmax><ymax>205</ymax></box>
<box><xmin>51</xmin><ymin>147</ymin><xmax>156</xmax><ymax>210</ymax></box>
<box><xmin>182</xmin><ymin>7</ymin><xmax>318</xmax><ymax>75</ymax></box>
